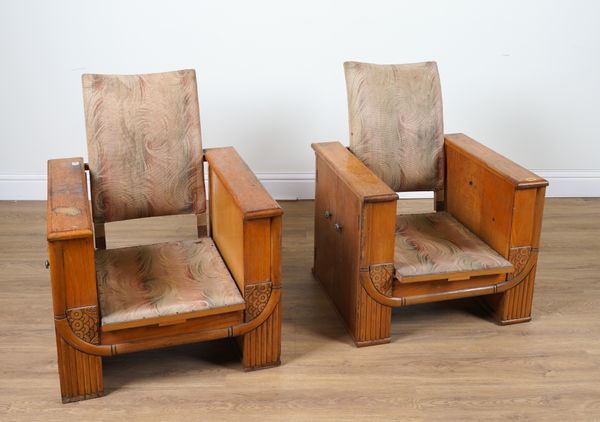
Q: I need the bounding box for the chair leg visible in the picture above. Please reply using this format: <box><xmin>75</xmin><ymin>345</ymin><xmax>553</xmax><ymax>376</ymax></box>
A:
<box><xmin>55</xmin><ymin>333</ymin><xmax>103</xmax><ymax>403</ymax></box>
<box><xmin>241</xmin><ymin>303</ymin><xmax>281</xmax><ymax>371</ymax></box>
<box><xmin>353</xmin><ymin>285</ymin><xmax>392</xmax><ymax>347</ymax></box>
<box><xmin>480</xmin><ymin>268</ymin><xmax>537</xmax><ymax>325</ymax></box>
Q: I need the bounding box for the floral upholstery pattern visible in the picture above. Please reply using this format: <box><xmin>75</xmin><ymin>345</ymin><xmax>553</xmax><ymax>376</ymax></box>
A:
<box><xmin>95</xmin><ymin>238</ymin><xmax>244</xmax><ymax>327</ymax></box>
<box><xmin>395</xmin><ymin>212</ymin><xmax>513</xmax><ymax>282</ymax></box>
<box><xmin>344</xmin><ymin>61</ymin><xmax>444</xmax><ymax>192</ymax></box>
<box><xmin>82</xmin><ymin>69</ymin><xmax>206</xmax><ymax>223</ymax></box>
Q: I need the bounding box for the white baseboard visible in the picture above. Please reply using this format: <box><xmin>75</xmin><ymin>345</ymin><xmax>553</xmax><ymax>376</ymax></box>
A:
<box><xmin>0</xmin><ymin>170</ymin><xmax>599</xmax><ymax>200</ymax></box>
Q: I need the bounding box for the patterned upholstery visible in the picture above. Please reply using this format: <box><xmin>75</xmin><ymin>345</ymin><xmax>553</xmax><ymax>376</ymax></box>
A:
<box><xmin>96</xmin><ymin>238</ymin><xmax>244</xmax><ymax>327</ymax></box>
<box><xmin>395</xmin><ymin>212</ymin><xmax>513</xmax><ymax>282</ymax></box>
<box><xmin>344</xmin><ymin>61</ymin><xmax>444</xmax><ymax>192</ymax></box>
<box><xmin>82</xmin><ymin>70</ymin><xmax>206</xmax><ymax>223</ymax></box>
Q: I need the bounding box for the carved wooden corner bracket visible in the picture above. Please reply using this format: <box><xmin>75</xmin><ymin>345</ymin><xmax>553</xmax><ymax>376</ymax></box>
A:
<box><xmin>244</xmin><ymin>282</ymin><xmax>273</xmax><ymax>322</ymax></box>
<box><xmin>495</xmin><ymin>246</ymin><xmax>538</xmax><ymax>292</ymax></box>
<box><xmin>360</xmin><ymin>264</ymin><xmax>403</xmax><ymax>308</ymax></box>
<box><xmin>55</xmin><ymin>317</ymin><xmax>115</xmax><ymax>357</ymax></box>
<box><xmin>65</xmin><ymin>305</ymin><xmax>99</xmax><ymax>344</ymax></box>
<box><xmin>369</xmin><ymin>264</ymin><xmax>395</xmax><ymax>296</ymax></box>
<box><xmin>507</xmin><ymin>246</ymin><xmax>534</xmax><ymax>279</ymax></box>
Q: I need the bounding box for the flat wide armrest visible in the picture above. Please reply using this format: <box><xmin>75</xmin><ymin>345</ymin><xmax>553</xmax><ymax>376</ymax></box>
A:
<box><xmin>445</xmin><ymin>134</ymin><xmax>548</xmax><ymax>189</ymax></box>
<box><xmin>204</xmin><ymin>147</ymin><xmax>282</xmax><ymax>220</ymax></box>
<box><xmin>47</xmin><ymin>157</ymin><xmax>93</xmax><ymax>241</ymax></box>
<box><xmin>206</xmin><ymin>147</ymin><xmax>282</xmax><ymax>294</ymax></box>
<box><xmin>311</xmin><ymin>141</ymin><xmax>398</xmax><ymax>203</ymax></box>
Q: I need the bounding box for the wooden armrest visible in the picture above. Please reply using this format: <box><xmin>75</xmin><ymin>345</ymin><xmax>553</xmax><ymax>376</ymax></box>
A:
<box><xmin>311</xmin><ymin>141</ymin><xmax>398</xmax><ymax>203</ymax></box>
<box><xmin>445</xmin><ymin>134</ymin><xmax>548</xmax><ymax>258</ymax></box>
<box><xmin>204</xmin><ymin>147</ymin><xmax>282</xmax><ymax>220</ymax></box>
<box><xmin>445</xmin><ymin>134</ymin><xmax>548</xmax><ymax>190</ymax></box>
<box><xmin>47</xmin><ymin>157</ymin><xmax>93</xmax><ymax>241</ymax></box>
<box><xmin>47</xmin><ymin>157</ymin><xmax>98</xmax><ymax>319</ymax></box>
<box><xmin>312</xmin><ymin>140</ymin><xmax>397</xmax><ymax>272</ymax></box>
<box><xmin>205</xmin><ymin>147</ymin><xmax>282</xmax><ymax>295</ymax></box>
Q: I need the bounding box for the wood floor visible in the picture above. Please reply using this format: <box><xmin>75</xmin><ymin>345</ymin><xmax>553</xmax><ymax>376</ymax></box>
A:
<box><xmin>1</xmin><ymin>199</ymin><xmax>599</xmax><ymax>421</ymax></box>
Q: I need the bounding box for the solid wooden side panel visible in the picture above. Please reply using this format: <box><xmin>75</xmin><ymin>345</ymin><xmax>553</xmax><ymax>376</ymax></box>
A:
<box><xmin>48</xmin><ymin>242</ymin><xmax>67</xmax><ymax>318</ymax></box>
<box><xmin>480</xmin><ymin>187</ymin><xmax>546</xmax><ymax>324</ymax></box>
<box><xmin>511</xmin><ymin>189</ymin><xmax>537</xmax><ymax>247</ymax></box>
<box><xmin>209</xmin><ymin>168</ymin><xmax>246</xmax><ymax>290</ymax></box>
<box><xmin>207</xmin><ymin>149</ymin><xmax>282</xmax><ymax>370</ymax></box>
<box><xmin>446</xmin><ymin>145</ymin><xmax>514</xmax><ymax>257</ymax></box>
<box><xmin>48</xmin><ymin>158</ymin><xmax>103</xmax><ymax>403</ymax></box>
<box><xmin>49</xmin><ymin>234</ymin><xmax>102</xmax><ymax>402</ymax></box>
<box><xmin>270</xmin><ymin>216</ymin><xmax>282</xmax><ymax>287</ymax></box>
<box><xmin>531</xmin><ymin>187</ymin><xmax>547</xmax><ymax>249</ymax></box>
<box><xmin>312</xmin><ymin>146</ymin><xmax>397</xmax><ymax>346</ymax></box>
<box><xmin>354</xmin><ymin>201</ymin><xmax>395</xmax><ymax>346</ymax></box>
<box><xmin>61</xmin><ymin>238</ymin><xmax>98</xmax><ymax>310</ymax></box>
<box><xmin>445</xmin><ymin>134</ymin><xmax>548</xmax><ymax>189</ymax></box>
<box><xmin>313</xmin><ymin>157</ymin><xmax>338</xmax><ymax>296</ymax></box>
<box><xmin>446</xmin><ymin>135</ymin><xmax>547</xmax><ymax>325</ymax></box>
<box><xmin>243</xmin><ymin>218</ymin><xmax>271</xmax><ymax>285</ymax></box>
<box><xmin>334</xmin><ymin>176</ymin><xmax>362</xmax><ymax>336</ymax></box>
<box><xmin>360</xmin><ymin>201</ymin><xmax>396</xmax><ymax>268</ymax></box>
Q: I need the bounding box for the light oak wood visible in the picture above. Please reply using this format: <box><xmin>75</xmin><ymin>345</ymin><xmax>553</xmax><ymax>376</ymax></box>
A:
<box><xmin>208</xmin><ymin>166</ymin><xmax>246</xmax><ymax>288</ymax></box>
<box><xmin>313</xmin><ymin>137</ymin><xmax>548</xmax><ymax>345</ymax></box>
<box><xmin>446</xmin><ymin>141</ymin><xmax>515</xmax><ymax>256</ymax></box>
<box><xmin>1</xmin><ymin>199</ymin><xmax>599</xmax><ymax>420</ymax></box>
<box><xmin>312</xmin><ymin>142</ymin><xmax>398</xmax><ymax>203</ymax></box>
<box><xmin>445</xmin><ymin>133</ymin><xmax>548</xmax><ymax>189</ymax></box>
<box><xmin>46</xmin><ymin>148</ymin><xmax>282</xmax><ymax>403</ymax></box>
<box><xmin>204</xmin><ymin>147</ymin><xmax>283</xmax><ymax>220</ymax></box>
<box><xmin>100</xmin><ymin>303</ymin><xmax>246</xmax><ymax>333</ymax></box>
<box><xmin>46</xmin><ymin>157</ymin><xmax>92</xmax><ymax>241</ymax></box>
<box><xmin>206</xmin><ymin>148</ymin><xmax>283</xmax><ymax>370</ymax></box>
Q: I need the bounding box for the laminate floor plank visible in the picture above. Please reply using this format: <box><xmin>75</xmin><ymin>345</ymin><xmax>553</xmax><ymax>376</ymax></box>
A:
<box><xmin>0</xmin><ymin>198</ymin><xmax>599</xmax><ymax>421</ymax></box>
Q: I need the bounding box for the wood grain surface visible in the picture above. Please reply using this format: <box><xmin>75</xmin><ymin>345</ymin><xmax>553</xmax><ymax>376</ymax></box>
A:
<box><xmin>1</xmin><ymin>199</ymin><xmax>599</xmax><ymax>421</ymax></box>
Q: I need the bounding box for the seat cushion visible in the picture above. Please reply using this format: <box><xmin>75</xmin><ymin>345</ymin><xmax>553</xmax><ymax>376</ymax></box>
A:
<box><xmin>95</xmin><ymin>238</ymin><xmax>244</xmax><ymax>329</ymax></box>
<box><xmin>395</xmin><ymin>212</ymin><xmax>513</xmax><ymax>283</ymax></box>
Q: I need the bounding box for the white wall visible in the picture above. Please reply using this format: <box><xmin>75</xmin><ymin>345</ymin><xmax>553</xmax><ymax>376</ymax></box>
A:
<box><xmin>1</xmin><ymin>0</ymin><xmax>599</xmax><ymax>199</ymax></box>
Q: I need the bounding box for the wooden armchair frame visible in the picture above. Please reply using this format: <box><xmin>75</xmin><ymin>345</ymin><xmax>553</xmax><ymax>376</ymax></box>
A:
<box><xmin>312</xmin><ymin>134</ymin><xmax>547</xmax><ymax>347</ymax></box>
<box><xmin>47</xmin><ymin>147</ymin><xmax>282</xmax><ymax>403</ymax></box>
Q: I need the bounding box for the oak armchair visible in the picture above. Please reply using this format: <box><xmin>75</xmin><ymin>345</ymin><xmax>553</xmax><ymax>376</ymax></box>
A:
<box><xmin>312</xmin><ymin>61</ymin><xmax>547</xmax><ymax>346</ymax></box>
<box><xmin>47</xmin><ymin>70</ymin><xmax>282</xmax><ymax>403</ymax></box>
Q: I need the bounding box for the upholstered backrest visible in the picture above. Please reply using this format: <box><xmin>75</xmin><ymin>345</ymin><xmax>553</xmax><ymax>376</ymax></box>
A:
<box><xmin>82</xmin><ymin>69</ymin><xmax>205</xmax><ymax>223</ymax></box>
<box><xmin>344</xmin><ymin>61</ymin><xmax>444</xmax><ymax>192</ymax></box>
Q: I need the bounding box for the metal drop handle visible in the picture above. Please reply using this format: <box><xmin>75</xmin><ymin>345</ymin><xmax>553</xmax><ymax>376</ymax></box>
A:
<box><xmin>334</xmin><ymin>223</ymin><xmax>343</xmax><ymax>232</ymax></box>
<box><xmin>44</xmin><ymin>260</ymin><xmax>50</xmax><ymax>269</ymax></box>
<box><xmin>324</xmin><ymin>210</ymin><xmax>332</xmax><ymax>219</ymax></box>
